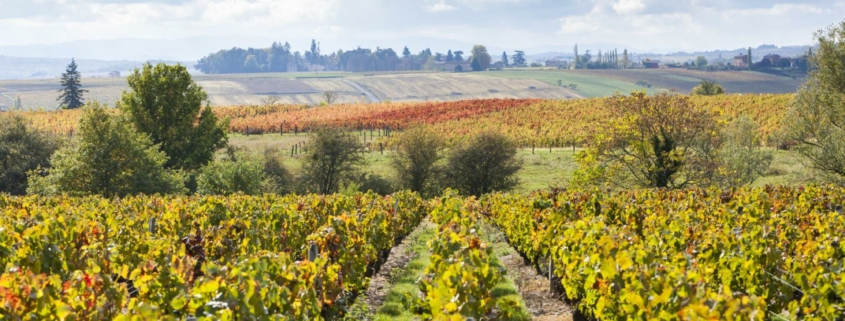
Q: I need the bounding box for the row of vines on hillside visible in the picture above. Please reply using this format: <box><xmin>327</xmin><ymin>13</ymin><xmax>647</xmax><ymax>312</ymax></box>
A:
<box><xmin>14</xmin><ymin>95</ymin><xmax>791</xmax><ymax>148</ymax></box>
<box><xmin>0</xmin><ymin>192</ymin><xmax>426</xmax><ymax>320</ymax></box>
<box><xmin>479</xmin><ymin>186</ymin><xmax>844</xmax><ymax>320</ymax></box>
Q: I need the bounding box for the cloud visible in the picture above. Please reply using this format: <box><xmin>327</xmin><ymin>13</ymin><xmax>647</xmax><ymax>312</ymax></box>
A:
<box><xmin>427</xmin><ymin>0</ymin><xmax>457</xmax><ymax>12</ymax></box>
<box><xmin>612</xmin><ymin>0</ymin><xmax>645</xmax><ymax>14</ymax></box>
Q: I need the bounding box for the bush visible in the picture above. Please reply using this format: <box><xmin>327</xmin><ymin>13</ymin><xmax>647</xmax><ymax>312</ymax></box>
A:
<box><xmin>300</xmin><ymin>127</ymin><xmax>364</xmax><ymax>194</ymax></box>
<box><xmin>391</xmin><ymin>127</ymin><xmax>444</xmax><ymax>198</ymax></box>
<box><xmin>356</xmin><ymin>172</ymin><xmax>396</xmax><ymax>195</ymax></box>
<box><xmin>0</xmin><ymin>114</ymin><xmax>61</xmax><ymax>195</ymax></box>
<box><xmin>716</xmin><ymin>116</ymin><xmax>773</xmax><ymax>188</ymax></box>
<box><xmin>691</xmin><ymin>80</ymin><xmax>726</xmax><ymax>96</ymax></box>
<box><xmin>445</xmin><ymin>132</ymin><xmax>522</xmax><ymax>197</ymax></box>
<box><xmin>262</xmin><ymin>148</ymin><xmax>293</xmax><ymax>194</ymax></box>
<box><xmin>28</xmin><ymin>103</ymin><xmax>184</xmax><ymax>197</ymax></box>
<box><xmin>196</xmin><ymin>151</ymin><xmax>265</xmax><ymax>195</ymax></box>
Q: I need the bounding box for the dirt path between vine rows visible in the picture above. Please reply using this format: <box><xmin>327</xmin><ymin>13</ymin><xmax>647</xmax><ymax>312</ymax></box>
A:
<box><xmin>484</xmin><ymin>223</ymin><xmax>578</xmax><ymax>321</ymax></box>
<box><xmin>361</xmin><ymin>219</ymin><xmax>434</xmax><ymax>315</ymax></box>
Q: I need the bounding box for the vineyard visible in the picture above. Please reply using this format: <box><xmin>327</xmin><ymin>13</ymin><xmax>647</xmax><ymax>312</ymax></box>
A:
<box><xmin>2</xmin><ymin>186</ymin><xmax>843</xmax><ymax>320</ymax></box>
<box><xmin>15</xmin><ymin>94</ymin><xmax>792</xmax><ymax>148</ymax></box>
<box><xmin>0</xmin><ymin>192</ymin><xmax>426</xmax><ymax>320</ymax></box>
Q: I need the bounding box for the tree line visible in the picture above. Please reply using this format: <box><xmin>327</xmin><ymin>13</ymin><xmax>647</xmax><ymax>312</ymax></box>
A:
<box><xmin>194</xmin><ymin>39</ymin><xmax>498</xmax><ymax>74</ymax></box>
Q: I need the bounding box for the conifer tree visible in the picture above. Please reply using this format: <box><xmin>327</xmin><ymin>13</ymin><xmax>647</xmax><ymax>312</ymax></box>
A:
<box><xmin>501</xmin><ymin>51</ymin><xmax>509</xmax><ymax>67</ymax></box>
<box><xmin>57</xmin><ymin>58</ymin><xmax>87</xmax><ymax>109</ymax></box>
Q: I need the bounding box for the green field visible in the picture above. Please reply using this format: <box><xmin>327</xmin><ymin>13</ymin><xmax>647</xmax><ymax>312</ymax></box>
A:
<box><xmin>482</xmin><ymin>69</ymin><xmax>663</xmax><ymax>97</ymax></box>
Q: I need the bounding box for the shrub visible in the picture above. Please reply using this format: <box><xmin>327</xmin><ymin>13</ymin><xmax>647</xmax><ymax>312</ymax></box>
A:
<box><xmin>300</xmin><ymin>127</ymin><xmax>364</xmax><ymax>194</ymax></box>
<box><xmin>390</xmin><ymin>127</ymin><xmax>444</xmax><ymax>198</ymax></box>
<box><xmin>445</xmin><ymin>132</ymin><xmax>522</xmax><ymax>197</ymax></box>
<box><xmin>716</xmin><ymin>116</ymin><xmax>773</xmax><ymax>188</ymax></box>
<box><xmin>691</xmin><ymin>80</ymin><xmax>726</xmax><ymax>96</ymax></box>
<box><xmin>0</xmin><ymin>114</ymin><xmax>61</xmax><ymax>195</ymax></box>
<box><xmin>28</xmin><ymin>103</ymin><xmax>184</xmax><ymax>197</ymax></box>
<box><xmin>196</xmin><ymin>152</ymin><xmax>265</xmax><ymax>195</ymax></box>
<box><xmin>262</xmin><ymin>148</ymin><xmax>293</xmax><ymax>194</ymax></box>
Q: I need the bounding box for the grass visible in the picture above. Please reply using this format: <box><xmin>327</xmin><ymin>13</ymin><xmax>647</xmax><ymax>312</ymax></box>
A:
<box><xmin>229</xmin><ymin>135</ymin><xmax>808</xmax><ymax>193</ymax></box>
<box><xmin>371</xmin><ymin>223</ymin><xmax>436</xmax><ymax>321</ymax></box>
<box><xmin>482</xmin><ymin>69</ymin><xmax>662</xmax><ymax>98</ymax></box>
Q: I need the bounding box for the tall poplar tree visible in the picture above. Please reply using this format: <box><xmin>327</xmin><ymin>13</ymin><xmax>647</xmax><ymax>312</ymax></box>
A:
<box><xmin>57</xmin><ymin>58</ymin><xmax>87</xmax><ymax>109</ymax></box>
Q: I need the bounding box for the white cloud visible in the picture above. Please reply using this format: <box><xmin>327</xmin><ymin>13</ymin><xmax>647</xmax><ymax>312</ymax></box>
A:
<box><xmin>612</xmin><ymin>0</ymin><xmax>646</xmax><ymax>14</ymax></box>
<box><xmin>428</xmin><ymin>0</ymin><xmax>457</xmax><ymax>12</ymax></box>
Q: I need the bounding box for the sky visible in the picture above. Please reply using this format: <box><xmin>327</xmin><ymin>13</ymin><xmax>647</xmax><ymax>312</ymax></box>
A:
<box><xmin>1</xmin><ymin>0</ymin><xmax>843</xmax><ymax>59</ymax></box>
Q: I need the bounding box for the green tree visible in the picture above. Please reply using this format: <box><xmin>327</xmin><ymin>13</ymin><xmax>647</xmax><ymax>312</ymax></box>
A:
<box><xmin>391</xmin><ymin>127</ymin><xmax>445</xmax><ymax>197</ymax></box>
<box><xmin>13</xmin><ymin>96</ymin><xmax>22</xmax><ymax>110</ymax></box>
<box><xmin>501</xmin><ymin>51</ymin><xmax>509</xmax><ymax>67</ymax></box>
<box><xmin>403</xmin><ymin>46</ymin><xmax>411</xmax><ymax>58</ymax></box>
<box><xmin>574</xmin><ymin>44</ymin><xmax>580</xmax><ymax>69</ymax></box>
<box><xmin>0</xmin><ymin>114</ymin><xmax>60</xmax><ymax>195</ymax></box>
<box><xmin>447</xmin><ymin>50</ymin><xmax>455</xmax><ymax>62</ymax></box>
<box><xmin>716</xmin><ymin>116</ymin><xmax>772</xmax><ymax>188</ymax></box>
<box><xmin>572</xmin><ymin>92</ymin><xmax>721</xmax><ymax>189</ymax></box>
<box><xmin>300</xmin><ymin>127</ymin><xmax>364</xmax><ymax>194</ymax></box>
<box><xmin>445</xmin><ymin>132</ymin><xmax>522</xmax><ymax>197</ymax></box>
<box><xmin>118</xmin><ymin>63</ymin><xmax>228</xmax><ymax>171</ymax></box>
<box><xmin>785</xmin><ymin>21</ymin><xmax>845</xmax><ymax>178</ymax></box>
<box><xmin>470</xmin><ymin>45</ymin><xmax>491</xmax><ymax>70</ymax></box>
<box><xmin>244</xmin><ymin>55</ymin><xmax>260</xmax><ymax>72</ymax></box>
<box><xmin>453</xmin><ymin>51</ymin><xmax>464</xmax><ymax>62</ymax></box>
<box><xmin>57</xmin><ymin>58</ymin><xmax>88</xmax><ymax>109</ymax></box>
<box><xmin>695</xmin><ymin>56</ymin><xmax>708</xmax><ymax>68</ymax></box>
<box><xmin>28</xmin><ymin>103</ymin><xmax>184</xmax><ymax>197</ymax></box>
<box><xmin>470</xmin><ymin>57</ymin><xmax>482</xmax><ymax>72</ymax></box>
<box><xmin>622</xmin><ymin>49</ymin><xmax>629</xmax><ymax>69</ymax></box>
<box><xmin>691</xmin><ymin>80</ymin><xmax>726</xmax><ymax>96</ymax></box>
<box><xmin>262</xmin><ymin>148</ymin><xmax>293</xmax><ymax>194</ymax></box>
<box><xmin>512</xmin><ymin>50</ymin><xmax>526</xmax><ymax>67</ymax></box>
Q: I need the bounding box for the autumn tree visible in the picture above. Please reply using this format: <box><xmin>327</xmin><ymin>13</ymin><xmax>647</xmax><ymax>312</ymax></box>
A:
<box><xmin>572</xmin><ymin>92</ymin><xmax>721</xmax><ymax>189</ymax></box>
<box><xmin>0</xmin><ymin>114</ymin><xmax>60</xmax><ymax>195</ymax></box>
<box><xmin>118</xmin><ymin>63</ymin><xmax>228</xmax><ymax>171</ymax></box>
<box><xmin>57</xmin><ymin>58</ymin><xmax>87</xmax><ymax>109</ymax></box>
<box><xmin>786</xmin><ymin>21</ymin><xmax>845</xmax><ymax>179</ymax></box>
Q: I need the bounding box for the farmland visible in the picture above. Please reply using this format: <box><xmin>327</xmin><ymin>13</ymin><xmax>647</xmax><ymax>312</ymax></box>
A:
<box><xmin>0</xmin><ymin>68</ymin><xmax>803</xmax><ymax>110</ymax></box>
<box><xmin>4</xmin><ymin>91</ymin><xmax>843</xmax><ymax>320</ymax></box>
<box><xmin>567</xmin><ymin>68</ymin><xmax>805</xmax><ymax>94</ymax></box>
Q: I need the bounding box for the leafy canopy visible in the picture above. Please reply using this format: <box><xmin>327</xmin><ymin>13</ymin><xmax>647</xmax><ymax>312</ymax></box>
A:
<box><xmin>119</xmin><ymin>62</ymin><xmax>228</xmax><ymax>170</ymax></box>
<box><xmin>28</xmin><ymin>103</ymin><xmax>184</xmax><ymax>197</ymax></box>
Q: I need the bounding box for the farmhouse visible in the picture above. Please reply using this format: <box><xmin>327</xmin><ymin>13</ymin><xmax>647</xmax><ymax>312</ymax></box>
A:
<box><xmin>733</xmin><ymin>54</ymin><xmax>749</xmax><ymax>68</ymax></box>
<box><xmin>434</xmin><ymin>61</ymin><xmax>471</xmax><ymax>72</ymax></box>
<box><xmin>763</xmin><ymin>54</ymin><xmax>781</xmax><ymax>66</ymax></box>
<box><xmin>642</xmin><ymin>60</ymin><xmax>660</xmax><ymax>69</ymax></box>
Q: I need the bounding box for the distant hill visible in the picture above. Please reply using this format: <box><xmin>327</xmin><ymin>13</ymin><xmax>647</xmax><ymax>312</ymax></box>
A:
<box><xmin>0</xmin><ymin>56</ymin><xmax>192</xmax><ymax>80</ymax></box>
<box><xmin>526</xmin><ymin>44</ymin><xmax>816</xmax><ymax>64</ymax></box>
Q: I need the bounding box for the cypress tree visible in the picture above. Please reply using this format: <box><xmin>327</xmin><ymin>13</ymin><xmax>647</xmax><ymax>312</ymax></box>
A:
<box><xmin>57</xmin><ymin>58</ymin><xmax>87</xmax><ymax>109</ymax></box>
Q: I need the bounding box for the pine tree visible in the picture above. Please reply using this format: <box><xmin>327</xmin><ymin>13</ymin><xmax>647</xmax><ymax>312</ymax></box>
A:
<box><xmin>446</xmin><ymin>50</ymin><xmax>455</xmax><ymax>62</ymax></box>
<box><xmin>57</xmin><ymin>58</ymin><xmax>87</xmax><ymax>109</ymax></box>
<box><xmin>402</xmin><ymin>46</ymin><xmax>411</xmax><ymax>58</ymax></box>
<box><xmin>13</xmin><ymin>96</ymin><xmax>22</xmax><ymax>110</ymax></box>
<box><xmin>501</xmin><ymin>51</ymin><xmax>509</xmax><ymax>67</ymax></box>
